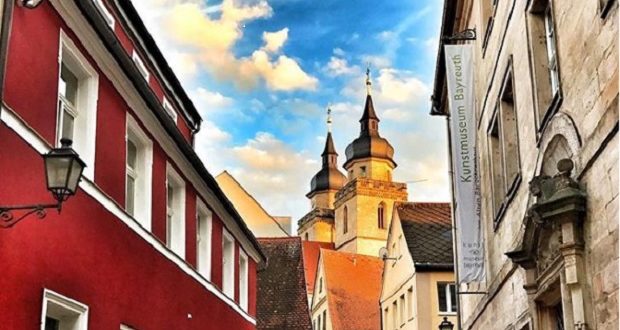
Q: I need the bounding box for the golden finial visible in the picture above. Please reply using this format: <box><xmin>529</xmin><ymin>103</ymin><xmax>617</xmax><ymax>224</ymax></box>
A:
<box><xmin>365</xmin><ymin>63</ymin><xmax>372</xmax><ymax>95</ymax></box>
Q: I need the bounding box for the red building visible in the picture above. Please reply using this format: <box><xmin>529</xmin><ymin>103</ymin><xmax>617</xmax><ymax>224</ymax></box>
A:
<box><xmin>0</xmin><ymin>1</ymin><xmax>265</xmax><ymax>329</ymax></box>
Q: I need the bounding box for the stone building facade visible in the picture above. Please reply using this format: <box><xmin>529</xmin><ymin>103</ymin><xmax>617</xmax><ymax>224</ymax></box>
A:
<box><xmin>431</xmin><ymin>0</ymin><xmax>618</xmax><ymax>329</ymax></box>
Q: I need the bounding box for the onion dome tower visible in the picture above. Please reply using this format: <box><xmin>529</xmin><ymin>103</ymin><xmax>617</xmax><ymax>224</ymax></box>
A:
<box><xmin>343</xmin><ymin>68</ymin><xmax>396</xmax><ymax>181</ymax></box>
<box><xmin>307</xmin><ymin>107</ymin><xmax>347</xmax><ymax>205</ymax></box>
<box><xmin>297</xmin><ymin>107</ymin><xmax>347</xmax><ymax>243</ymax></box>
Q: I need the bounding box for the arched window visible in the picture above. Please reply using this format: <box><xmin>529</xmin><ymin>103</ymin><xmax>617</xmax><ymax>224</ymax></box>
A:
<box><xmin>343</xmin><ymin>206</ymin><xmax>348</xmax><ymax>234</ymax></box>
<box><xmin>378</xmin><ymin>202</ymin><xmax>386</xmax><ymax>229</ymax></box>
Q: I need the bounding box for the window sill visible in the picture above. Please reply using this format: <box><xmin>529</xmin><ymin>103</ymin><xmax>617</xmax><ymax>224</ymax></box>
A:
<box><xmin>536</xmin><ymin>91</ymin><xmax>563</xmax><ymax>144</ymax></box>
<box><xmin>438</xmin><ymin>312</ymin><xmax>458</xmax><ymax>316</ymax></box>
<box><xmin>493</xmin><ymin>173</ymin><xmax>522</xmax><ymax>231</ymax></box>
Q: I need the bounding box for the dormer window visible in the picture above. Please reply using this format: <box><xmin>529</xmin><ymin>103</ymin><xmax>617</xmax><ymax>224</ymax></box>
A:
<box><xmin>163</xmin><ymin>97</ymin><xmax>178</xmax><ymax>123</ymax></box>
<box><xmin>93</xmin><ymin>0</ymin><xmax>115</xmax><ymax>28</ymax></box>
<box><xmin>132</xmin><ymin>50</ymin><xmax>150</xmax><ymax>81</ymax></box>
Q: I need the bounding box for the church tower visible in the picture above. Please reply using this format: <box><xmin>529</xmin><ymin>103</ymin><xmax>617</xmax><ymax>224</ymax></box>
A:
<box><xmin>333</xmin><ymin>69</ymin><xmax>408</xmax><ymax>256</ymax></box>
<box><xmin>298</xmin><ymin>108</ymin><xmax>346</xmax><ymax>243</ymax></box>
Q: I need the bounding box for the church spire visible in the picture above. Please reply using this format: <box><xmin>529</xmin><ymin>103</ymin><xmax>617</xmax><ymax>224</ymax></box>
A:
<box><xmin>360</xmin><ymin>67</ymin><xmax>379</xmax><ymax>136</ymax></box>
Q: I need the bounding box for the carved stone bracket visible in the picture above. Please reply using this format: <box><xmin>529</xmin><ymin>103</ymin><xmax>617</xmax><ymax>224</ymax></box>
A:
<box><xmin>506</xmin><ymin>158</ymin><xmax>590</xmax><ymax>329</ymax></box>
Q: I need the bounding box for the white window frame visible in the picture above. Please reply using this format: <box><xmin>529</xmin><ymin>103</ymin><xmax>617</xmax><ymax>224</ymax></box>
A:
<box><xmin>196</xmin><ymin>198</ymin><xmax>212</xmax><ymax>280</ymax></box>
<box><xmin>162</xmin><ymin>97</ymin><xmax>178</xmax><ymax>123</ymax></box>
<box><xmin>57</xmin><ymin>30</ymin><xmax>99</xmax><ymax>180</ymax></box>
<box><xmin>222</xmin><ymin>229</ymin><xmax>235</xmax><ymax>298</ymax></box>
<box><xmin>40</xmin><ymin>289</ymin><xmax>89</xmax><ymax>330</ymax></box>
<box><xmin>438</xmin><ymin>282</ymin><xmax>457</xmax><ymax>314</ymax></box>
<box><xmin>166</xmin><ymin>164</ymin><xmax>186</xmax><ymax>258</ymax></box>
<box><xmin>543</xmin><ymin>4</ymin><xmax>560</xmax><ymax>97</ymax></box>
<box><xmin>239</xmin><ymin>250</ymin><xmax>249</xmax><ymax>311</ymax></box>
<box><xmin>132</xmin><ymin>50</ymin><xmax>150</xmax><ymax>81</ymax></box>
<box><xmin>126</xmin><ymin>115</ymin><xmax>153</xmax><ymax>230</ymax></box>
<box><xmin>93</xmin><ymin>0</ymin><xmax>115</xmax><ymax>28</ymax></box>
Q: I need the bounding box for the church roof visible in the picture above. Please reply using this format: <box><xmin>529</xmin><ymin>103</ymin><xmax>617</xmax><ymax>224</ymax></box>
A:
<box><xmin>343</xmin><ymin>94</ymin><xmax>396</xmax><ymax>169</ymax></box>
<box><xmin>396</xmin><ymin>202</ymin><xmax>454</xmax><ymax>271</ymax></box>
<box><xmin>321</xmin><ymin>250</ymin><xmax>383</xmax><ymax>330</ymax></box>
<box><xmin>257</xmin><ymin>237</ymin><xmax>312</xmax><ymax>330</ymax></box>
<box><xmin>301</xmin><ymin>241</ymin><xmax>335</xmax><ymax>296</ymax></box>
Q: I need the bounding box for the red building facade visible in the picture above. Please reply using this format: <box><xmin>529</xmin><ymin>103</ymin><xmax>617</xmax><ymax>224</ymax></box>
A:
<box><xmin>0</xmin><ymin>1</ymin><xmax>264</xmax><ymax>329</ymax></box>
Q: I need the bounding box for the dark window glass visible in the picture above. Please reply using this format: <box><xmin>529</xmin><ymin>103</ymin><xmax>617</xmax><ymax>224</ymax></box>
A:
<box><xmin>438</xmin><ymin>283</ymin><xmax>447</xmax><ymax>312</ymax></box>
<box><xmin>45</xmin><ymin>317</ymin><xmax>60</xmax><ymax>330</ymax></box>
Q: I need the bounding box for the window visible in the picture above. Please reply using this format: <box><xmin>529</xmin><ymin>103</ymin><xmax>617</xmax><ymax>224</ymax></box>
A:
<box><xmin>392</xmin><ymin>301</ymin><xmax>398</xmax><ymax>330</ymax></box>
<box><xmin>383</xmin><ymin>307</ymin><xmax>389</xmax><ymax>330</ymax></box>
<box><xmin>93</xmin><ymin>0</ymin><xmax>115</xmax><ymax>28</ymax></box>
<box><xmin>305</xmin><ymin>232</ymin><xmax>309</xmax><ymax>241</ymax></box>
<box><xmin>166</xmin><ymin>165</ymin><xmax>186</xmax><ymax>258</ymax></box>
<box><xmin>407</xmin><ymin>287</ymin><xmax>414</xmax><ymax>319</ymax></box>
<box><xmin>163</xmin><ymin>97</ymin><xmax>178</xmax><ymax>123</ymax></box>
<box><xmin>527</xmin><ymin>0</ymin><xmax>561</xmax><ymax>129</ymax></box>
<box><xmin>360</xmin><ymin>166</ymin><xmax>367</xmax><ymax>177</ymax></box>
<box><xmin>222</xmin><ymin>229</ymin><xmax>235</xmax><ymax>298</ymax></box>
<box><xmin>487</xmin><ymin>67</ymin><xmax>521</xmax><ymax>224</ymax></box>
<box><xmin>239</xmin><ymin>250</ymin><xmax>249</xmax><ymax>311</ymax></box>
<box><xmin>378</xmin><ymin>202</ymin><xmax>386</xmax><ymax>229</ymax></box>
<box><xmin>343</xmin><ymin>206</ymin><xmax>348</xmax><ymax>234</ymax></box>
<box><xmin>600</xmin><ymin>0</ymin><xmax>615</xmax><ymax>18</ymax></box>
<box><xmin>42</xmin><ymin>289</ymin><xmax>88</xmax><ymax>330</ymax></box>
<box><xmin>132</xmin><ymin>50</ymin><xmax>150</xmax><ymax>81</ymax></box>
<box><xmin>399</xmin><ymin>294</ymin><xmax>406</xmax><ymax>326</ymax></box>
<box><xmin>322</xmin><ymin>310</ymin><xmax>327</xmax><ymax>330</ymax></box>
<box><xmin>438</xmin><ymin>283</ymin><xmax>457</xmax><ymax>314</ymax></box>
<box><xmin>317</xmin><ymin>313</ymin><xmax>322</xmax><ymax>330</ymax></box>
<box><xmin>480</xmin><ymin>0</ymin><xmax>498</xmax><ymax>50</ymax></box>
<box><xmin>57</xmin><ymin>31</ymin><xmax>99</xmax><ymax>180</ymax></box>
<box><xmin>319</xmin><ymin>277</ymin><xmax>323</xmax><ymax>293</ymax></box>
<box><xmin>196</xmin><ymin>199</ymin><xmax>212</xmax><ymax>280</ymax></box>
<box><xmin>126</xmin><ymin>115</ymin><xmax>153</xmax><ymax>229</ymax></box>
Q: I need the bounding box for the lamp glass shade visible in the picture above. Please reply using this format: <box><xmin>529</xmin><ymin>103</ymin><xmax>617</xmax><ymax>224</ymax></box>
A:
<box><xmin>43</xmin><ymin>141</ymin><xmax>85</xmax><ymax>201</ymax></box>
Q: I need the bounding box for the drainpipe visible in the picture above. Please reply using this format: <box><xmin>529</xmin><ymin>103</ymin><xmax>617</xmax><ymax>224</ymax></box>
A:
<box><xmin>0</xmin><ymin>0</ymin><xmax>14</xmax><ymax>113</ymax></box>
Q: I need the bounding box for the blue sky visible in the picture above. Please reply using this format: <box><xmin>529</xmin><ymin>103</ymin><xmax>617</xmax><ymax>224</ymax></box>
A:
<box><xmin>135</xmin><ymin>0</ymin><xmax>449</xmax><ymax>226</ymax></box>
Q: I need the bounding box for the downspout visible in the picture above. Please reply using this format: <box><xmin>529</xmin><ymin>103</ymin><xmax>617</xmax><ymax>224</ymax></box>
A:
<box><xmin>0</xmin><ymin>0</ymin><xmax>14</xmax><ymax>113</ymax></box>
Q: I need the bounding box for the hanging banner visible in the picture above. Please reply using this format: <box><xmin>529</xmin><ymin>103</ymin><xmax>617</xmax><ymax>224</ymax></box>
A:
<box><xmin>444</xmin><ymin>44</ymin><xmax>484</xmax><ymax>283</ymax></box>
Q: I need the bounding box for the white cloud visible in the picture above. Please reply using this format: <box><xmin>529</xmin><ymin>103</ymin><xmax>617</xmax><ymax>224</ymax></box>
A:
<box><xmin>135</xmin><ymin>0</ymin><xmax>317</xmax><ymax>91</ymax></box>
<box><xmin>262</xmin><ymin>28</ymin><xmax>289</xmax><ymax>53</ymax></box>
<box><xmin>333</xmin><ymin>48</ymin><xmax>346</xmax><ymax>57</ymax></box>
<box><xmin>193</xmin><ymin>87</ymin><xmax>234</xmax><ymax>109</ymax></box>
<box><xmin>325</xmin><ymin>56</ymin><xmax>360</xmax><ymax>76</ymax></box>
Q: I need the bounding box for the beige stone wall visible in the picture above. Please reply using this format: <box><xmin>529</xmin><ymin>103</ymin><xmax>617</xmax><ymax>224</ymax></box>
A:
<box><xmin>311</xmin><ymin>190</ymin><xmax>338</xmax><ymax>209</ymax></box>
<box><xmin>334</xmin><ymin>192</ymin><xmax>400</xmax><ymax>257</ymax></box>
<box><xmin>448</xmin><ymin>0</ymin><xmax>618</xmax><ymax>329</ymax></box>
<box><xmin>346</xmin><ymin>158</ymin><xmax>394</xmax><ymax>182</ymax></box>
<box><xmin>298</xmin><ymin>219</ymin><xmax>334</xmax><ymax>243</ymax></box>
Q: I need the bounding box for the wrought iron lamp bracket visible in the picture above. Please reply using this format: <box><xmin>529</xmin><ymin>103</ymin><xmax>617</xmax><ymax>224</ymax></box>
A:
<box><xmin>0</xmin><ymin>202</ymin><xmax>61</xmax><ymax>229</ymax></box>
<box><xmin>442</xmin><ymin>28</ymin><xmax>477</xmax><ymax>42</ymax></box>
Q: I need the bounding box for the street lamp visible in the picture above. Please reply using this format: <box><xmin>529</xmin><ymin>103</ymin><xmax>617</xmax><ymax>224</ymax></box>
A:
<box><xmin>439</xmin><ymin>317</ymin><xmax>454</xmax><ymax>330</ymax></box>
<box><xmin>0</xmin><ymin>138</ymin><xmax>85</xmax><ymax>228</ymax></box>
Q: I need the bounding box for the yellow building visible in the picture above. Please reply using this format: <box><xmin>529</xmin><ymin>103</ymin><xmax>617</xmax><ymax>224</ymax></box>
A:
<box><xmin>380</xmin><ymin>202</ymin><xmax>457</xmax><ymax>330</ymax></box>
<box><xmin>216</xmin><ymin>171</ymin><xmax>291</xmax><ymax>238</ymax></box>
<box><xmin>298</xmin><ymin>73</ymin><xmax>408</xmax><ymax>257</ymax></box>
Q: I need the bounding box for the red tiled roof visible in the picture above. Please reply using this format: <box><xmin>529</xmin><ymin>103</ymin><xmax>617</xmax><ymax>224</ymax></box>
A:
<box><xmin>396</xmin><ymin>202</ymin><xmax>454</xmax><ymax>270</ymax></box>
<box><xmin>257</xmin><ymin>237</ymin><xmax>312</xmax><ymax>330</ymax></box>
<box><xmin>302</xmin><ymin>241</ymin><xmax>335</xmax><ymax>294</ymax></box>
<box><xmin>322</xmin><ymin>250</ymin><xmax>384</xmax><ymax>330</ymax></box>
